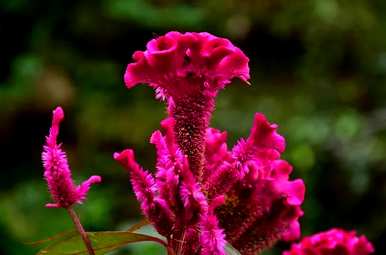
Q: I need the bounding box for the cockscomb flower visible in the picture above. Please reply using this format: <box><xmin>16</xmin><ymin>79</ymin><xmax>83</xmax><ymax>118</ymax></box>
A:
<box><xmin>42</xmin><ymin>107</ymin><xmax>101</xmax><ymax>208</ymax></box>
<box><xmin>124</xmin><ymin>31</ymin><xmax>249</xmax><ymax>178</ymax></box>
<box><xmin>115</xmin><ymin>120</ymin><xmax>213</xmax><ymax>255</ymax></box>
<box><xmin>115</xmin><ymin>113</ymin><xmax>304</xmax><ymax>255</ymax></box>
<box><xmin>120</xmin><ymin>32</ymin><xmax>304</xmax><ymax>255</ymax></box>
<box><xmin>283</xmin><ymin>228</ymin><xmax>375</xmax><ymax>255</ymax></box>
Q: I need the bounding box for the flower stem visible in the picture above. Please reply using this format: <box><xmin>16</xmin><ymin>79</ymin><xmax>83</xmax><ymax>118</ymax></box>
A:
<box><xmin>66</xmin><ymin>207</ymin><xmax>96</xmax><ymax>255</ymax></box>
<box><xmin>173</xmin><ymin>95</ymin><xmax>215</xmax><ymax>179</ymax></box>
<box><xmin>167</xmin><ymin>245</ymin><xmax>176</xmax><ymax>255</ymax></box>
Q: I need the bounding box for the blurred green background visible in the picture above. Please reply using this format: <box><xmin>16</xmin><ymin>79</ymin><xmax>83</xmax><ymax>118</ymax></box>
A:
<box><xmin>1</xmin><ymin>0</ymin><xmax>386</xmax><ymax>254</ymax></box>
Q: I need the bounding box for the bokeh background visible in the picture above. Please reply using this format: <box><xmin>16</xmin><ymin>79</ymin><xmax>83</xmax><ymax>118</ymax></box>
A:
<box><xmin>1</xmin><ymin>0</ymin><xmax>386</xmax><ymax>254</ymax></box>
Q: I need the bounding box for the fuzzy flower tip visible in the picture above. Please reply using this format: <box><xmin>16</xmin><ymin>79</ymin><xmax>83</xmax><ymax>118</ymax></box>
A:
<box><xmin>42</xmin><ymin>107</ymin><xmax>101</xmax><ymax>209</ymax></box>
<box><xmin>283</xmin><ymin>228</ymin><xmax>375</xmax><ymax>255</ymax></box>
<box><xmin>124</xmin><ymin>32</ymin><xmax>250</xmax><ymax>178</ymax></box>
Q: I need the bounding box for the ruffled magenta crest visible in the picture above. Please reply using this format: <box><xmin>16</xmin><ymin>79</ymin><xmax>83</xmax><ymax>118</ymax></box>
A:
<box><xmin>283</xmin><ymin>228</ymin><xmax>375</xmax><ymax>255</ymax></box>
<box><xmin>42</xmin><ymin>107</ymin><xmax>101</xmax><ymax>209</ymax></box>
<box><xmin>124</xmin><ymin>31</ymin><xmax>250</xmax><ymax>99</ymax></box>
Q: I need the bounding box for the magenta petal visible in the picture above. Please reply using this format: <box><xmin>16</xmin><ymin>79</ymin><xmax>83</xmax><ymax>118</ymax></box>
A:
<box><xmin>216</xmin><ymin>50</ymin><xmax>250</xmax><ymax>82</ymax></box>
<box><xmin>124</xmin><ymin>51</ymin><xmax>150</xmax><ymax>89</ymax></box>
<box><xmin>281</xmin><ymin>221</ymin><xmax>301</xmax><ymax>241</ymax></box>
<box><xmin>248</xmin><ymin>113</ymin><xmax>285</xmax><ymax>153</ymax></box>
<box><xmin>271</xmin><ymin>160</ymin><xmax>293</xmax><ymax>180</ymax></box>
<box><xmin>276</xmin><ymin>179</ymin><xmax>305</xmax><ymax>206</ymax></box>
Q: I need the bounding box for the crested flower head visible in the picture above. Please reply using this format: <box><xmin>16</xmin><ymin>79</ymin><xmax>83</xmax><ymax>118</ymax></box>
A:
<box><xmin>42</xmin><ymin>107</ymin><xmax>101</xmax><ymax>208</ymax></box>
<box><xmin>124</xmin><ymin>31</ymin><xmax>250</xmax><ymax>178</ymax></box>
<box><xmin>124</xmin><ymin>31</ymin><xmax>249</xmax><ymax>99</ymax></box>
<box><xmin>283</xmin><ymin>228</ymin><xmax>375</xmax><ymax>255</ymax></box>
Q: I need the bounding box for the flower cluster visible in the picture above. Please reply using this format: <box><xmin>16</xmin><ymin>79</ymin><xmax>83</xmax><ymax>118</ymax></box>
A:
<box><xmin>118</xmin><ymin>32</ymin><xmax>305</xmax><ymax>255</ymax></box>
<box><xmin>283</xmin><ymin>228</ymin><xmax>375</xmax><ymax>255</ymax></box>
<box><xmin>42</xmin><ymin>107</ymin><xmax>101</xmax><ymax>208</ymax></box>
<box><xmin>39</xmin><ymin>31</ymin><xmax>376</xmax><ymax>255</ymax></box>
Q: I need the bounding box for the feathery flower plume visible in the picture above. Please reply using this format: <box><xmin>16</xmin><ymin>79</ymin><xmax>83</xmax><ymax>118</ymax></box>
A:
<box><xmin>114</xmin><ymin>149</ymin><xmax>175</xmax><ymax>236</ymax></box>
<box><xmin>199</xmin><ymin>196</ymin><xmax>226</xmax><ymax>255</ymax></box>
<box><xmin>283</xmin><ymin>228</ymin><xmax>375</xmax><ymax>255</ymax></box>
<box><xmin>115</xmin><ymin>114</ymin><xmax>304</xmax><ymax>255</ymax></box>
<box><xmin>42</xmin><ymin>107</ymin><xmax>101</xmax><ymax>209</ymax></box>
<box><xmin>124</xmin><ymin>31</ymin><xmax>249</xmax><ymax>178</ymax></box>
<box><xmin>212</xmin><ymin>113</ymin><xmax>305</xmax><ymax>254</ymax></box>
<box><xmin>42</xmin><ymin>106</ymin><xmax>101</xmax><ymax>255</ymax></box>
<box><xmin>115</xmin><ymin>125</ymin><xmax>210</xmax><ymax>254</ymax></box>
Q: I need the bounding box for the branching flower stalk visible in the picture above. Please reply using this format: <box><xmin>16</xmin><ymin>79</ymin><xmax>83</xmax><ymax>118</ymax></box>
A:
<box><xmin>42</xmin><ymin>107</ymin><xmax>101</xmax><ymax>255</ymax></box>
<box><xmin>118</xmin><ymin>31</ymin><xmax>305</xmax><ymax>255</ymax></box>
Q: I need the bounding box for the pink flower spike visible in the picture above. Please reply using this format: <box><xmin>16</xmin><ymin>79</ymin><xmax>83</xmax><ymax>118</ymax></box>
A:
<box><xmin>283</xmin><ymin>228</ymin><xmax>375</xmax><ymax>255</ymax></box>
<box><xmin>114</xmin><ymin>149</ymin><xmax>175</xmax><ymax>235</ymax></box>
<box><xmin>150</xmin><ymin>130</ymin><xmax>180</xmax><ymax>209</ymax></box>
<box><xmin>200</xmin><ymin>214</ymin><xmax>226</xmax><ymax>255</ymax></box>
<box><xmin>179</xmin><ymin>158</ymin><xmax>208</xmax><ymax>225</ymax></box>
<box><xmin>113</xmin><ymin>149</ymin><xmax>156</xmax><ymax>216</ymax></box>
<box><xmin>42</xmin><ymin>107</ymin><xmax>101</xmax><ymax>209</ymax></box>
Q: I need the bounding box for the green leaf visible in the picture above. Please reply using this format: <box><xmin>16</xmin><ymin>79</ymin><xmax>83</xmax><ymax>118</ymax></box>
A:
<box><xmin>127</xmin><ymin>218</ymin><xmax>149</xmax><ymax>232</ymax></box>
<box><xmin>26</xmin><ymin>230</ymin><xmax>77</xmax><ymax>247</ymax></box>
<box><xmin>225</xmin><ymin>242</ymin><xmax>241</xmax><ymax>255</ymax></box>
<box><xmin>37</xmin><ymin>231</ymin><xmax>166</xmax><ymax>255</ymax></box>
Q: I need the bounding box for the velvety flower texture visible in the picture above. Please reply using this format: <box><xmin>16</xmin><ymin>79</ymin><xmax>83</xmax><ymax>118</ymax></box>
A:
<box><xmin>283</xmin><ymin>228</ymin><xmax>375</xmax><ymax>255</ymax></box>
<box><xmin>42</xmin><ymin>107</ymin><xmax>101</xmax><ymax>208</ymax></box>
<box><xmin>119</xmin><ymin>32</ymin><xmax>305</xmax><ymax>255</ymax></box>
<box><xmin>115</xmin><ymin>114</ymin><xmax>304</xmax><ymax>255</ymax></box>
<box><xmin>124</xmin><ymin>31</ymin><xmax>249</xmax><ymax>178</ymax></box>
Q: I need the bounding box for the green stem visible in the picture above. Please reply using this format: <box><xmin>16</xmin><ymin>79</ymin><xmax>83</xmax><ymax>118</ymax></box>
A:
<box><xmin>66</xmin><ymin>207</ymin><xmax>95</xmax><ymax>255</ymax></box>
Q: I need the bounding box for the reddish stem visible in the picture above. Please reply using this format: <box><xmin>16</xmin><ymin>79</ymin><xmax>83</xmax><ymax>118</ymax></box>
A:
<box><xmin>67</xmin><ymin>207</ymin><xmax>96</xmax><ymax>255</ymax></box>
<box><xmin>172</xmin><ymin>94</ymin><xmax>215</xmax><ymax>180</ymax></box>
<box><xmin>167</xmin><ymin>245</ymin><xmax>177</xmax><ymax>255</ymax></box>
